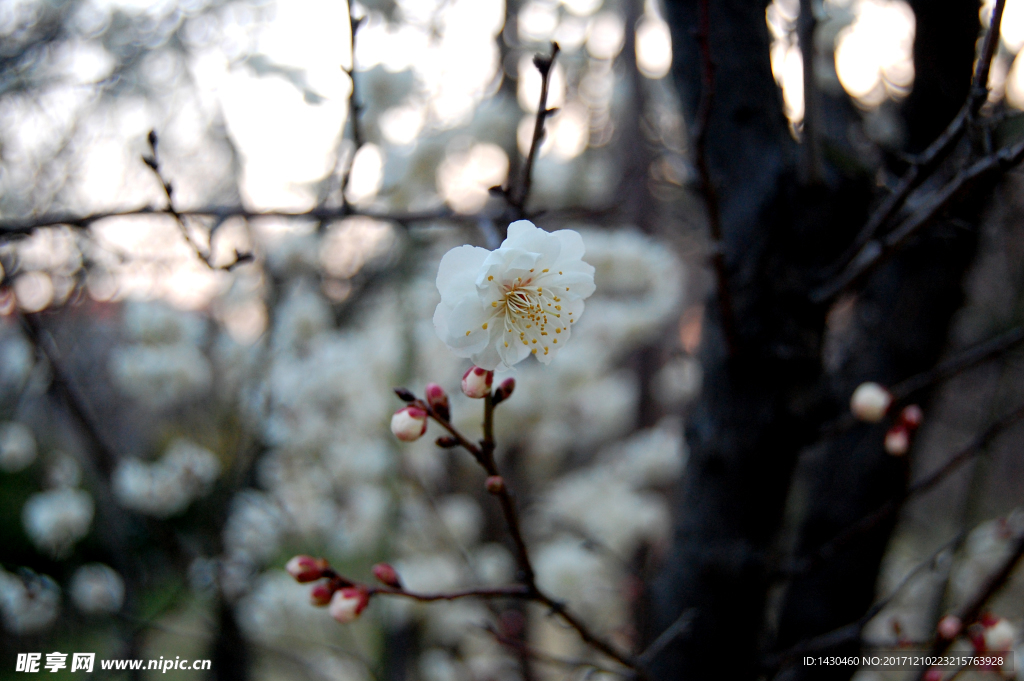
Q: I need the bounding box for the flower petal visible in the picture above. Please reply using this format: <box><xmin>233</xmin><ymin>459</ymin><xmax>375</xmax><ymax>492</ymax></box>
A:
<box><xmin>437</xmin><ymin>245</ymin><xmax>490</xmax><ymax>305</ymax></box>
<box><xmin>503</xmin><ymin>220</ymin><xmax>561</xmax><ymax>267</ymax></box>
<box><xmin>437</xmin><ymin>298</ymin><xmax>492</xmax><ymax>356</ymax></box>
<box><xmin>552</xmin><ymin>229</ymin><xmax>586</xmax><ymax>261</ymax></box>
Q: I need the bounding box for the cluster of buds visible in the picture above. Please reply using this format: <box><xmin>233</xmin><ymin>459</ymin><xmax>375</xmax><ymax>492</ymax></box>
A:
<box><xmin>285</xmin><ymin>555</ymin><xmax>371</xmax><ymax>623</ymax></box>
<box><xmin>970</xmin><ymin>613</ymin><xmax>1018</xmax><ymax>654</ymax></box>
<box><xmin>390</xmin><ymin>367</ymin><xmax>516</xmax><ymax>443</ymax></box>
<box><xmin>884</xmin><ymin>404</ymin><xmax>923</xmax><ymax>456</ymax></box>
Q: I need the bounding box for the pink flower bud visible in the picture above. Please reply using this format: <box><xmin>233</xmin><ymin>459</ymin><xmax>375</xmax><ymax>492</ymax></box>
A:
<box><xmin>310</xmin><ymin>582</ymin><xmax>335</xmax><ymax>607</ymax></box>
<box><xmin>286</xmin><ymin>555</ymin><xmax>327</xmax><ymax>583</ymax></box>
<box><xmin>884</xmin><ymin>425</ymin><xmax>910</xmax><ymax>456</ymax></box>
<box><xmin>485</xmin><ymin>475</ymin><xmax>505</xmax><ymax>494</ymax></box>
<box><xmin>937</xmin><ymin>614</ymin><xmax>962</xmax><ymax>640</ymax></box>
<box><xmin>372</xmin><ymin>563</ymin><xmax>402</xmax><ymax>588</ymax></box>
<box><xmin>900</xmin><ymin>404</ymin><xmax>923</xmax><ymax>430</ymax></box>
<box><xmin>492</xmin><ymin>378</ymin><xmax>516</xmax><ymax>405</ymax></box>
<box><xmin>425</xmin><ymin>383</ymin><xmax>450</xmax><ymax>420</ymax></box>
<box><xmin>850</xmin><ymin>382</ymin><xmax>892</xmax><ymax>422</ymax></box>
<box><xmin>461</xmin><ymin>366</ymin><xmax>493</xmax><ymax>399</ymax></box>
<box><xmin>391</xmin><ymin>406</ymin><xmax>428</xmax><ymax>441</ymax></box>
<box><xmin>329</xmin><ymin>586</ymin><xmax>370</xmax><ymax>623</ymax></box>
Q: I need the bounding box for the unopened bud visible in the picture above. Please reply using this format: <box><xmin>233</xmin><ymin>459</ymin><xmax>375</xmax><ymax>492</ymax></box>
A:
<box><xmin>310</xmin><ymin>582</ymin><xmax>335</xmax><ymax>607</ymax></box>
<box><xmin>884</xmin><ymin>425</ymin><xmax>910</xmax><ymax>456</ymax></box>
<box><xmin>492</xmin><ymin>378</ymin><xmax>516</xmax><ymax>406</ymax></box>
<box><xmin>983</xmin><ymin>616</ymin><xmax>1017</xmax><ymax>652</ymax></box>
<box><xmin>425</xmin><ymin>383</ymin><xmax>450</xmax><ymax>421</ymax></box>
<box><xmin>937</xmin><ymin>614</ymin><xmax>962</xmax><ymax>640</ymax></box>
<box><xmin>900</xmin><ymin>404</ymin><xmax>924</xmax><ymax>430</ymax></box>
<box><xmin>329</xmin><ymin>587</ymin><xmax>370</xmax><ymax>624</ymax></box>
<box><xmin>435</xmin><ymin>436</ymin><xmax>459</xmax><ymax>448</ymax></box>
<box><xmin>393</xmin><ymin>387</ymin><xmax>416</xmax><ymax>402</ymax></box>
<box><xmin>850</xmin><ymin>382</ymin><xmax>892</xmax><ymax>422</ymax></box>
<box><xmin>286</xmin><ymin>555</ymin><xmax>328</xmax><ymax>583</ymax></box>
<box><xmin>371</xmin><ymin>563</ymin><xmax>402</xmax><ymax>589</ymax></box>
<box><xmin>485</xmin><ymin>475</ymin><xmax>505</xmax><ymax>494</ymax></box>
<box><xmin>461</xmin><ymin>366</ymin><xmax>493</xmax><ymax>399</ymax></box>
<box><xmin>391</xmin><ymin>406</ymin><xmax>428</xmax><ymax>442</ymax></box>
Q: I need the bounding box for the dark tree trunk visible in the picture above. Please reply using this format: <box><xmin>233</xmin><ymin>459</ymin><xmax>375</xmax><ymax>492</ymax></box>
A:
<box><xmin>653</xmin><ymin>0</ymin><xmax>983</xmax><ymax>679</ymax></box>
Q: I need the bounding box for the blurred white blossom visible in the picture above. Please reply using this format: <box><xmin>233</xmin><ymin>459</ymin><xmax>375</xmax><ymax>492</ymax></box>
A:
<box><xmin>0</xmin><ymin>421</ymin><xmax>36</xmax><ymax>473</ymax></box>
<box><xmin>22</xmin><ymin>489</ymin><xmax>94</xmax><ymax>558</ymax></box>
<box><xmin>69</xmin><ymin>563</ymin><xmax>125</xmax><ymax>614</ymax></box>
<box><xmin>0</xmin><ymin>569</ymin><xmax>60</xmax><ymax>634</ymax></box>
<box><xmin>113</xmin><ymin>439</ymin><xmax>220</xmax><ymax>518</ymax></box>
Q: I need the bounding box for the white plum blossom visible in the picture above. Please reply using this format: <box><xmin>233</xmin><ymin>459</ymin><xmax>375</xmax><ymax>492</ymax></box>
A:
<box><xmin>69</xmin><ymin>564</ymin><xmax>125</xmax><ymax>614</ymax></box>
<box><xmin>434</xmin><ymin>220</ymin><xmax>596</xmax><ymax>369</ymax></box>
<box><xmin>21</xmin><ymin>489</ymin><xmax>94</xmax><ymax>558</ymax></box>
<box><xmin>0</xmin><ymin>422</ymin><xmax>36</xmax><ymax>473</ymax></box>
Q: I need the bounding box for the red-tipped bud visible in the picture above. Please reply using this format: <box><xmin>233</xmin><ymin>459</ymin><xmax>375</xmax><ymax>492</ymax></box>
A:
<box><xmin>310</xmin><ymin>582</ymin><xmax>335</xmax><ymax>607</ymax></box>
<box><xmin>492</xmin><ymin>378</ymin><xmax>516</xmax><ymax>406</ymax></box>
<box><xmin>393</xmin><ymin>387</ymin><xmax>416</xmax><ymax>402</ymax></box>
<box><xmin>937</xmin><ymin>614</ymin><xmax>962</xmax><ymax>640</ymax></box>
<box><xmin>461</xmin><ymin>366</ymin><xmax>493</xmax><ymax>399</ymax></box>
<box><xmin>982</xmin><ymin>616</ymin><xmax>1017</xmax><ymax>652</ymax></box>
<box><xmin>900</xmin><ymin>404</ymin><xmax>924</xmax><ymax>430</ymax></box>
<box><xmin>485</xmin><ymin>475</ymin><xmax>505</xmax><ymax>494</ymax></box>
<box><xmin>329</xmin><ymin>586</ymin><xmax>370</xmax><ymax>623</ymax></box>
<box><xmin>425</xmin><ymin>383</ymin><xmax>450</xmax><ymax>421</ymax></box>
<box><xmin>372</xmin><ymin>563</ymin><xmax>402</xmax><ymax>589</ymax></box>
<box><xmin>391</xmin><ymin>406</ymin><xmax>428</xmax><ymax>441</ymax></box>
<box><xmin>884</xmin><ymin>425</ymin><xmax>910</xmax><ymax>456</ymax></box>
<box><xmin>286</xmin><ymin>555</ymin><xmax>328</xmax><ymax>583</ymax></box>
<box><xmin>435</xmin><ymin>436</ymin><xmax>459</xmax><ymax>448</ymax></box>
<box><xmin>850</xmin><ymin>382</ymin><xmax>892</xmax><ymax>422</ymax></box>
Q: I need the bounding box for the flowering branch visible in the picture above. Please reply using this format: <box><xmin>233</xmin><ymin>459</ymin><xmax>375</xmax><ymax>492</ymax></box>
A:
<box><xmin>388</xmin><ymin>379</ymin><xmax>646</xmax><ymax>677</ymax></box>
<box><xmin>789</xmin><ymin>401</ymin><xmax>1024</xmax><ymax>576</ymax></box>
<box><xmin>911</xmin><ymin>530</ymin><xmax>1024</xmax><ymax>681</ymax></box>
<box><xmin>141</xmin><ymin>130</ymin><xmax>254</xmax><ymax>271</ymax></box>
<box><xmin>811</xmin><ymin>0</ymin><xmax>1008</xmax><ymax>302</ymax></box>
<box><xmin>506</xmin><ymin>42</ymin><xmax>560</xmax><ymax>219</ymax></box>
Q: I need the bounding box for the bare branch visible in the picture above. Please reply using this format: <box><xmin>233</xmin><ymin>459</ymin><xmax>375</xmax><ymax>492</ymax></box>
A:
<box><xmin>507</xmin><ymin>42</ymin><xmax>560</xmax><ymax>218</ymax></box>
<box><xmin>767</xmin><ymin>533</ymin><xmax>963</xmax><ymax>671</ymax></box>
<box><xmin>142</xmin><ymin>130</ymin><xmax>254</xmax><ymax>271</ymax></box>
<box><xmin>813</xmin><ymin>134</ymin><xmax>1024</xmax><ymax>301</ymax></box>
<box><xmin>814</xmin><ymin>0</ymin><xmax>1009</xmax><ymax>300</ymax></box>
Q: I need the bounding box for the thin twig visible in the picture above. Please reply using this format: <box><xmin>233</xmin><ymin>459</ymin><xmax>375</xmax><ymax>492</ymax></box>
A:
<box><xmin>890</xmin><ymin>325</ymin><xmax>1024</xmax><ymax>401</ymax></box>
<box><xmin>338</xmin><ymin>1</ymin><xmax>365</xmax><ymax>209</ymax></box>
<box><xmin>482</xmin><ymin>623</ymin><xmax>633</xmax><ymax>678</ymax></box>
<box><xmin>813</xmin><ymin>134</ymin><xmax>1024</xmax><ymax>301</ymax></box>
<box><xmin>691</xmin><ymin>0</ymin><xmax>738</xmax><ymax>357</ymax></box>
<box><xmin>507</xmin><ymin>42</ymin><xmax>560</xmax><ymax>219</ymax></box>
<box><xmin>142</xmin><ymin>131</ymin><xmax>253</xmax><ymax>271</ymax></box>
<box><xmin>766</xmin><ymin>533</ymin><xmax>963</xmax><ymax>671</ymax></box>
<box><xmin>637</xmin><ymin>608</ymin><xmax>696</xmax><ymax>666</ymax></box>
<box><xmin>814</xmin><ymin>0</ymin><xmax>1008</xmax><ymax>300</ymax></box>
<box><xmin>791</xmin><ymin>402</ymin><xmax>1024</xmax><ymax>575</ymax></box>
<box><xmin>0</xmin><ymin>204</ymin><xmax>471</xmax><ymax>237</ymax></box>
<box><xmin>369</xmin><ymin>584</ymin><xmax>532</xmax><ymax>602</ymax></box>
